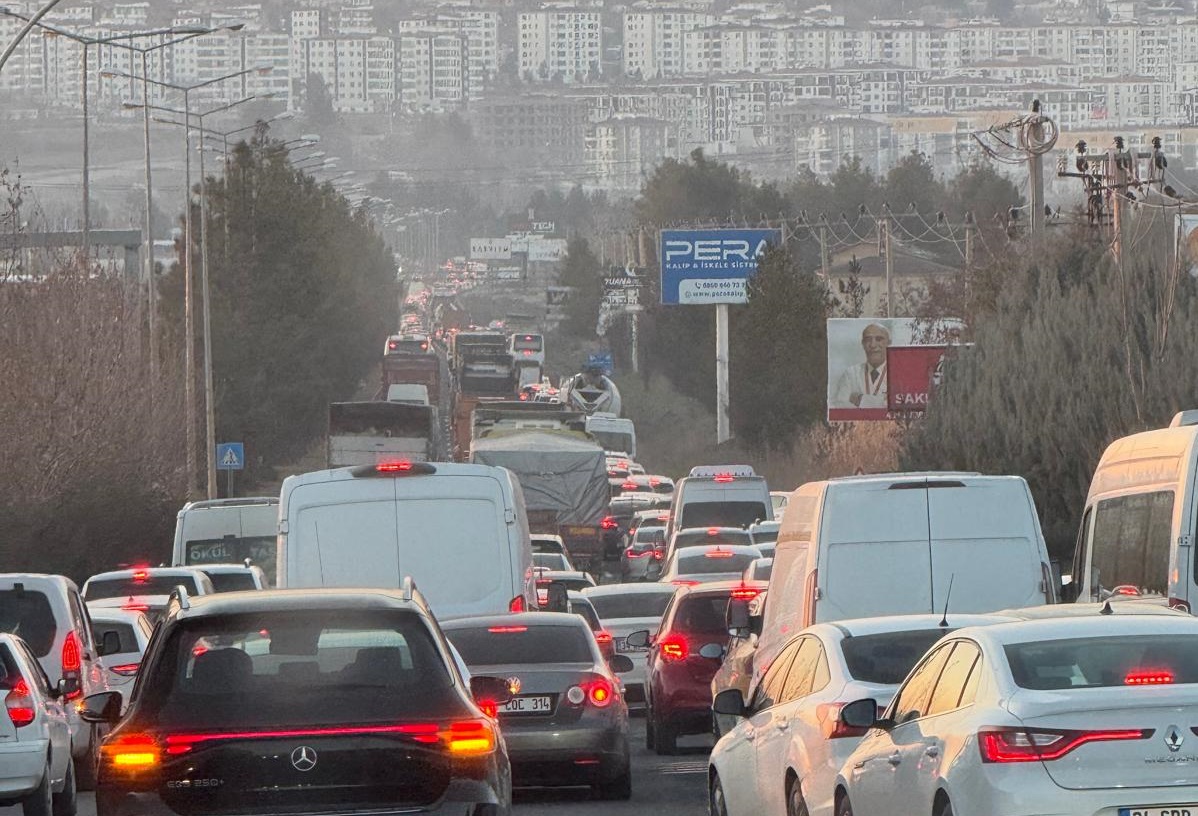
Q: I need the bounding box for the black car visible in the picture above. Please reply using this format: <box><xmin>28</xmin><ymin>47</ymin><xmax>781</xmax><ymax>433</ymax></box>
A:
<box><xmin>81</xmin><ymin>584</ymin><xmax>513</xmax><ymax>816</ymax></box>
<box><xmin>602</xmin><ymin>494</ymin><xmax>668</xmax><ymax>558</ymax></box>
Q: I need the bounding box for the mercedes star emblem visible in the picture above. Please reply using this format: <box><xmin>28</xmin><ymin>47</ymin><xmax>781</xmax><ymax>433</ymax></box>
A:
<box><xmin>1166</xmin><ymin>726</ymin><xmax>1185</xmax><ymax>753</ymax></box>
<box><xmin>290</xmin><ymin>745</ymin><xmax>318</xmax><ymax>772</ymax></box>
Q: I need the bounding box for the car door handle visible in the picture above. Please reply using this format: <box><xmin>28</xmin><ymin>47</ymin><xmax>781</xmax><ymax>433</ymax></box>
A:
<box><xmin>924</xmin><ymin>747</ymin><xmax>940</xmax><ymax>758</ymax></box>
<box><xmin>887</xmin><ymin>752</ymin><xmax>902</xmax><ymax>766</ymax></box>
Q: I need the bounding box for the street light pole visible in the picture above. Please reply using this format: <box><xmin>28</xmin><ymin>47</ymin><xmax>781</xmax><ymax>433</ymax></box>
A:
<box><xmin>198</xmin><ymin>129</ymin><xmax>217</xmax><ymax>498</ymax></box>
<box><xmin>140</xmin><ymin>49</ymin><xmax>157</xmax><ymax>375</ymax></box>
<box><xmin>81</xmin><ymin>40</ymin><xmax>88</xmax><ymax>260</ymax></box>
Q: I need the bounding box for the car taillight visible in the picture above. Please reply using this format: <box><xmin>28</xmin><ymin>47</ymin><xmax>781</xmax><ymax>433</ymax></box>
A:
<box><xmin>622</xmin><ymin>482</ymin><xmax>638</xmax><ymax>490</ymax></box>
<box><xmin>659</xmin><ymin>634</ymin><xmax>688</xmax><ymax>662</ymax></box>
<box><xmin>595</xmin><ymin>631</ymin><xmax>613</xmax><ymax>646</ymax></box>
<box><xmin>447</xmin><ymin>719</ymin><xmax>497</xmax><ymax>755</ymax></box>
<box><xmin>707</xmin><ymin>528</ymin><xmax>720</xmax><ymax>536</ymax></box>
<box><xmin>103</xmin><ymin>732</ymin><xmax>161</xmax><ymax>769</ymax></box>
<box><xmin>730</xmin><ymin>586</ymin><xmax>760</xmax><ymax>601</ymax></box>
<box><xmin>600</xmin><ymin>516</ymin><xmax>618</xmax><ymax>530</ymax></box>
<box><xmin>977</xmin><ymin>727</ymin><xmax>1148</xmax><ymax>763</ymax></box>
<box><xmin>713</xmin><ymin>474</ymin><xmax>735</xmax><ymax>483</ymax></box>
<box><xmin>522</xmin><ymin>350</ymin><xmax>532</xmax><ymax>356</ymax></box>
<box><xmin>509</xmin><ymin>595</ymin><xmax>526</xmax><ymax>613</ymax></box>
<box><xmin>625</xmin><ymin>547</ymin><xmax>650</xmax><ymax>559</ymax></box>
<box><xmin>388</xmin><ymin>341</ymin><xmax>398</xmax><ymax>349</ymax></box>
<box><xmin>5</xmin><ymin>679</ymin><xmax>35</xmax><ymax>728</ymax></box>
<box><xmin>122</xmin><ymin>603</ymin><xmax>151</xmax><ymax>612</ymax></box>
<box><xmin>111</xmin><ymin>663</ymin><xmax>141</xmax><ymax>677</ymax></box>
<box><xmin>1125</xmin><ymin>669</ymin><xmax>1174</xmax><ymax>685</ymax></box>
<box><xmin>653</xmin><ymin>549</ymin><xmax>664</xmax><ymax>560</ymax></box>
<box><xmin>62</xmin><ymin>632</ymin><xmax>81</xmax><ymax>672</ymax></box>
<box><xmin>132</xmin><ymin>570</ymin><xmax>149</xmax><ymax>583</ymax></box>
<box><xmin>817</xmin><ymin>702</ymin><xmax>872</xmax><ymax>739</ymax></box>
<box><xmin>377</xmin><ymin>460</ymin><xmax>413</xmax><ymax>473</ymax></box>
<box><xmin>566</xmin><ymin>678</ymin><xmax>614</xmax><ymax>708</ymax></box>
<box><xmin>478</xmin><ymin>699</ymin><xmax>498</xmax><ymax>719</ymax></box>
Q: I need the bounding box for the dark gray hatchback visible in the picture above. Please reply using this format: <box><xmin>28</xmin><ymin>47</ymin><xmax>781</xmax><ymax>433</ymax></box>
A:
<box><xmin>81</xmin><ymin>586</ymin><xmax>513</xmax><ymax>816</ymax></box>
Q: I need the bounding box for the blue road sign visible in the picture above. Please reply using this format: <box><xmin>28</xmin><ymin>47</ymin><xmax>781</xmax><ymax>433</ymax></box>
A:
<box><xmin>216</xmin><ymin>442</ymin><xmax>245</xmax><ymax>471</ymax></box>
<box><xmin>660</xmin><ymin>228</ymin><xmax>782</xmax><ymax>305</ymax></box>
<box><xmin>586</xmin><ymin>352</ymin><xmax>614</xmax><ymax>376</ymax></box>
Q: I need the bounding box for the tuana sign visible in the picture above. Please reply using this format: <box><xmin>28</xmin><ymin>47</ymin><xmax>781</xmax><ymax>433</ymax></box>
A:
<box><xmin>659</xmin><ymin>229</ymin><xmax>781</xmax><ymax>305</ymax></box>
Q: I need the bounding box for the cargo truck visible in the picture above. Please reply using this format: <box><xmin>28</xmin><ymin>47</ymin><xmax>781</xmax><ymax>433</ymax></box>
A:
<box><xmin>327</xmin><ymin>401</ymin><xmax>439</xmax><ymax>467</ymax></box>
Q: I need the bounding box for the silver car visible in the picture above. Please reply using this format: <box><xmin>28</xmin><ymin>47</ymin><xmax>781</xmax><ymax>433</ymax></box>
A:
<box><xmin>582</xmin><ymin>584</ymin><xmax>677</xmax><ymax>706</ymax></box>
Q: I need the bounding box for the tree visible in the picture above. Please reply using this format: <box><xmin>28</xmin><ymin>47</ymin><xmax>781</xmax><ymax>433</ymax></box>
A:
<box><xmin>730</xmin><ymin>246</ymin><xmax>833</xmax><ymax>450</ymax></box>
<box><xmin>304</xmin><ymin>73</ymin><xmax>336</xmax><ymax>126</ymax></box>
<box><xmin>559</xmin><ymin>237</ymin><xmax>603</xmax><ymax>337</ymax></box>
<box><xmin>884</xmin><ymin>151</ymin><xmax>944</xmax><ymax>216</ymax></box>
<box><xmin>836</xmin><ymin>257</ymin><xmax>870</xmax><ymax>317</ymax></box>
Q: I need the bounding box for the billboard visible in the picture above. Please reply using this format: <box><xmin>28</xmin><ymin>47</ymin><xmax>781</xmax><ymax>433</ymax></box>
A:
<box><xmin>887</xmin><ymin>345</ymin><xmax>948</xmax><ymax>413</ymax></box>
<box><xmin>528</xmin><ymin>238</ymin><xmax>567</xmax><ymax>262</ymax></box>
<box><xmin>660</xmin><ymin>228</ymin><xmax>781</xmax><ymax>305</ymax></box>
<box><xmin>827</xmin><ymin>318</ymin><xmax>963</xmax><ymax>421</ymax></box>
<box><xmin>470</xmin><ymin>238</ymin><xmax>511</xmax><ymax>260</ymax></box>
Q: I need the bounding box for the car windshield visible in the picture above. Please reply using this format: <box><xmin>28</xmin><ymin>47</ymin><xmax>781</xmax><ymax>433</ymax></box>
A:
<box><xmin>678</xmin><ymin>501</ymin><xmax>768</xmax><ymax>529</ymax></box>
<box><xmin>533</xmin><ymin>553</ymin><xmax>570</xmax><ymax>570</ymax></box>
<box><xmin>841</xmin><ymin>629</ymin><xmax>956</xmax><ymax>684</ymax></box>
<box><xmin>588</xmin><ymin>592</ymin><xmax>673</xmax><ymax>620</ymax></box>
<box><xmin>446</xmin><ymin>624</ymin><xmax>593</xmax><ymax>665</ymax></box>
<box><xmin>674</xmin><ymin>529</ymin><xmax>752</xmax><ymax>549</ymax></box>
<box><xmin>205</xmin><ymin>572</ymin><xmax>259</xmax><ymax>592</ymax></box>
<box><xmin>137</xmin><ymin>609</ymin><xmax>456</xmax><ymax>730</ymax></box>
<box><xmin>0</xmin><ymin>589</ymin><xmax>57</xmax><ymax>657</ymax></box>
<box><xmin>85</xmin><ymin>575</ymin><xmax>202</xmax><ymax>600</ymax></box>
<box><xmin>1005</xmin><ymin>634</ymin><xmax>1198</xmax><ymax>689</ymax></box>
<box><xmin>673</xmin><ymin>596</ymin><xmax>732</xmax><ymax>635</ymax></box>
<box><xmin>677</xmin><ymin>551</ymin><xmax>759</xmax><ymax>575</ymax></box>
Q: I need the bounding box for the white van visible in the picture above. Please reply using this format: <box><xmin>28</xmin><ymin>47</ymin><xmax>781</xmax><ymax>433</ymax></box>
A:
<box><xmin>666</xmin><ymin>465</ymin><xmax>771</xmax><ymax>538</ymax></box>
<box><xmin>1071</xmin><ymin>411</ymin><xmax>1198</xmax><ymax>610</ymax></box>
<box><xmin>172</xmin><ymin>498</ymin><xmax>280</xmax><ymax>586</ymax></box>
<box><xmin>386</xmin><ymin>384</ymin><xmax>431</xmax><ymax>405</ymax></box>
<box><xmin>756</xmin><ymin>472</ymin><xmax>1054</xmax><ymax>683</ymax></box>
<box><xmin>586</xmin><ymin>414</ymin><xmax>637</xmax><ymax>459</ymax></box>
<box><xmin>277</xmin><ymin>462</ymin><xmax>536</xmax><ymax>620</ymax></box>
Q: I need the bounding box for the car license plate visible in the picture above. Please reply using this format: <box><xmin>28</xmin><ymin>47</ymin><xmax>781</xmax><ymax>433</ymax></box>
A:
<box><xmin>501</xmin><ymin>696</ymin><xmax>553</xmax><ymax>714</ymax></box>
<box><xmin>1120</xmin><ymin>807</ymin><xmax>1198</xmax><ymax>816</ymax></box>
<box><xmin>615</xmin><ymin>638</ymin><xmax>647</xmax><ymax>653</ymax></box>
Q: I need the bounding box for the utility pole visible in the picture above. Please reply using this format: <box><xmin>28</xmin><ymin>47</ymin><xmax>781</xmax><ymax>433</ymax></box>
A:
<box><xmin>964</xmin><ymin>212</ymin><xmax>975</xmax><ymax>270</ymax></box>
<box><xmin>882</xmin><ymin>216</ymin><xmax>895</xmax><ymax>316</ymax></box>
<box><xmin>1028</xmin><ymin>100</ymin><xmax>1046</xmax><ymax>238</ymax></box>
<box><xmin>1110</xmin><ymin>137</ymin><xmax>1131</xmax><ymax>272</ymax></box>
<box><xmin>715</xmin><ymin>304</ymin><xmax>730</xmax><ymax>444</ymax></box>
<box><xmin>818</xmin><ymin>218</ymin><xmax>831</xmax><ymax>279</ymax></box>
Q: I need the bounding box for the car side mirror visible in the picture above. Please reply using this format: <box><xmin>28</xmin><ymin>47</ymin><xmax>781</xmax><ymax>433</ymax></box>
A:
<box><xmin>726</xmin><ymin>598</ymin><xmax>751</xmax><ymax>637</ymax></box>
<box><xmin>712</xmin><ymin>688</ymin><xmax>746</xmax><ymax>717</ymax></box>
<box><xmin>625</xmin><ymin>629</ymin><xmax>650</xmax><ymax>649</ymax></box>
<box><xmin>840</xmin><ymin>698</ymin><xmax>882</xmax><ymax>730</ymax></box>
<box><xmin>698</xmin><ymin>642</ymin><xmax>725</xmax><ymax>660</ymax></box>
<box><xmin>97</xmin><ymin>630</ymin><xmax>122</xmax><ymax>658</ymax></box>
<box><xmin>545</xmin><ymin>581</ymin><xmax>569</xmax><ymax>613</ymax></box>
<box><xmin>79</xmin><ymin>691</ymin><xmax>123</xmax><ymax>724</ymax></box>
<box><xmin>608</xmin><ymin>654</ymin><xmax>635</xmax><ymax>674</ymax></box>
<box><xmin>470</xmin><ymin>675</ymin><xmax>513</xmax><ymax>707</ymax></box>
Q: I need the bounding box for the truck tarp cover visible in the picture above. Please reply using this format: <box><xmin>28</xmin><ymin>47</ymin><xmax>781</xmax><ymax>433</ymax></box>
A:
<box><xmin>471</xmin><ymin>432</ymin><xmax>607</xmax><ymax>526</ymax></box>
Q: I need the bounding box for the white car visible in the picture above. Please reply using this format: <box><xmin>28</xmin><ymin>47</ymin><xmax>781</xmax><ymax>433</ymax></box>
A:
<box><xmin>658</xmin><ymin>545</ymin><xmax>762</xmax><ymax>586</ymax></box>
<box><xmin>834</xmin><ymin>613</ymin><xmax>1198</xmax><ymax>816</ymax></box>
<box><xmin>82</xmin><ymin>566</ymin><xmax>215</xmax><ymax>623</ymax></box>
<box><xmin>86</xmin><ymin>607</ymin><xmax>153</xmax><ymax>696</ymax></box>
<box><xmin>532</xmin><ymin>552</ymin><xmax>574</xmax><ymax>572</ymax></box>
<box><xmin>709</xmin><ymin>614</ymin><xmax>1010</xmax><ymax>816</ymax></box>
<box><xmin>0</xmin><ymin>632</ymin><xmax>76</xmax><ymax>814</ymax></box>
<box><xmin>196</xmin><ymin>563</ymin><xmax>268</xmax><ymax>592</ymax></box>
<box><xmin>582</xmin><ymin>584</ymin><xmax>678</xmax><ymax>706</ymax></box>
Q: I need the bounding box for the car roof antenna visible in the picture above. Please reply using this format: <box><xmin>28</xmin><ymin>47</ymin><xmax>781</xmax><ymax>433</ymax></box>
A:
<box><xmin>1100</xmin><ymin>599</ymin><xmax>1114</xmax><ymax>615</ymax></box>
<box><xmin>938</xmin><ymin>574</ymin><xmax>955</xmax><ymax>629</ymax></box>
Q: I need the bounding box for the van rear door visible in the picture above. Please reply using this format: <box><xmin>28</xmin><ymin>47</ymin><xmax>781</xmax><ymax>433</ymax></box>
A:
<box><xmin>818</xmin><ymin>481</ymin><xmax>932</xmax><ymax>621</ymax></box>
<box><xmin>927</xmin><ymin>478</ymin><xmax>1047</xmax><ymax>611</ymax></box>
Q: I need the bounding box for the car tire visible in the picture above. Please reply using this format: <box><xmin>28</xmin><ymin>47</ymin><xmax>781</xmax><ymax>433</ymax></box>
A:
<box><xmin>836</xmin><ymin>794</ymin><xmax>854</xmax><ymax>816</ymax></box>
<box><xmin>935</xmin><ymin>798</ymin><xmax>954</xmax><ymax>816</ymax></box>
<box><xmin>73</xmin><ymin>735</ymin><xmax>98</xmax><ymax>793</ymax></box>
<box><xmin>653</xmin><ymin>716</ymin><xmax>677</xmax><ymax>755</ymax></box>
<box><xmin>21</xmin><ymin>761</ymin><xmax>52</xmax><ymax>816</ymax></box>
<box><xmin>709</xmin><ymin>772</ymin><xmax>729</xmax><ymax>816</ymax></box>
<box><xmin>594</xmin><ymin>764</ymin><xmax>632</xmax><ymax>801</ymax></box>
<box><xmin>52</xmin><ymin>755</ymin><xmax>77</xmax><ymax>816</ymax></box>
<box><xmin>786</xmin><ymin>776</ymin><xmax>810</xmax><ymax>816</ymax></box>
<box><xmin>711</xmin><ymin>711</ymin><xmax>722</xmax><ymax>741</ymax></box>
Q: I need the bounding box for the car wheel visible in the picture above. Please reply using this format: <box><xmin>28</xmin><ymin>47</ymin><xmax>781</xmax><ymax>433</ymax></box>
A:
<box><xmin>21</xmin><ymin>760</ymin><xmax>52</xmax><ymax>816</ymax></box>
<box><xmin>654</xmin><ymin>716</ymin><xmax>677</xmax><ymax>755</ymax></box>
<box><xmin>712</xmin><ymin>711</ymin><xmax>722</xmax><ymax>741</ymax></box>
<box><xmin>594</xmin><ymin>763</ymin><xmax>632</xmax><ymax>801</ymax></box>
<box><xmin>52</xmin><ymin>755</ymin><xmax>77</xmax><ymax>816</ymax></box>
<box><xmin>786</xmin><ymin>777</ymin><xmax>810</xmax><ymax>816</ymax></box>
<box><xmin>836</xmin><ymin>793</ymin><xmax>854</xmax><ymax>816</ymax></box>
<box><xmin>935</xmin><ymin>797</ymin><xmax>954</xmax><ymax>816</ymax></box>
<box><xmin>709</xmin><ymin>773</ymin><xmax>729</xmax><ymax>816</ymax></box>
<box><xmin>73</xmin><ymin>735</ymin><xmax>98</xmax><ymax>792</ymax></box>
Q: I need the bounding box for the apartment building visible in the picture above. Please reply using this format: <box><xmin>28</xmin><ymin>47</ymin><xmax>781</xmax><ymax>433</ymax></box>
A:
<box><xmin>623</xmin><ymin>6</ymin><xmax>714</xmax><ymax>78</ymax></box>
<box><xmin>518</xmin><ymin>8</ymin><xmax>603</xmax><ymax>83</ymax></box>
<box><xmin>397</xmin><ymin>29</ymin><xmax>468</xmax><ymax>112</ymax></box>
<box><xmin>586</xmin><ymin>114</ymin><xmax>672</xmax><ymax>190</ymax></box>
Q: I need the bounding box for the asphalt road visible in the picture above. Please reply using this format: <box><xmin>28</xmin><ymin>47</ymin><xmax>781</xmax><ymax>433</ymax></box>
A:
<box><xmin>2</xmin><ymin>726</ymin><xmax>711</xmax><ymax>816</ymax></box>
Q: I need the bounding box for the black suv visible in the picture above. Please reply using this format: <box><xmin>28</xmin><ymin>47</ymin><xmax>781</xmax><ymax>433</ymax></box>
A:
<box><xmin>81</xmin><ymin>583</ymin><xmax>513</xmax><ymax>816</ymax></box>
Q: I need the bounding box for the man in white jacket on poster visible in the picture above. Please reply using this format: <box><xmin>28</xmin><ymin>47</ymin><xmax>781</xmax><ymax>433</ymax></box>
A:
<box><xmin>831</xmin><ymin>322</ymin><xmax>891</xmax><ymax>409</ymax></box>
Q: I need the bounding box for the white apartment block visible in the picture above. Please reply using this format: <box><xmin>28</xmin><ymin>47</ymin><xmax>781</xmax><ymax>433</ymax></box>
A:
<box><xmin>293</xmin><ymin>35</ymin><xmax>395</xmax><ymax>113</ymax></box>
<box><xmin>398</xmin><ymin>30</ymin><xmax>467</xmax><ymax>112</ymax></box>
<box><xmin>623</xmin><ymin>7</ymin><xmax>714</xmax><ymax>79</ymax></box>
<box><xmin>519</xmin><ymin>9</ymin><xmax>603</xmax><ymax>83</ymax></box>
<box><xmin>586</xmin><ymin>115</ymin><xmax>671</xmax><ymax>190</ymax></box>
<box><xmin>399</xmin><ymin>10</ymin><xmax>499</xmax><ymax>97</ymax></box>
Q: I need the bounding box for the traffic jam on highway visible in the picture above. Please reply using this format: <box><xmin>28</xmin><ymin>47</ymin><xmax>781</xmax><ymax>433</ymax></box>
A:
<box><xmin>6</xmin><ymin>289</ymin><xmax>1198</xmax><ymax>816</ymax></box>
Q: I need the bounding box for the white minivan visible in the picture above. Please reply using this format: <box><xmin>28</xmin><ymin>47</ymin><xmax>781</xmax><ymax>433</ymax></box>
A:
<box><xmin>277</xmin><ymin>461</ymin><xmax>537</xmax><ymax>620</ymax></box>
<box><xmin>172</xmin><ymin>498</ymin><xmax>280</xmax><ymax>586</ymax></box>
<box><xmin>1070</xmin><ymin>410</ymin><xmax>1198</xmax><ymax>610</ymax></box>
<box><xmin>667</xmin><ymin>465</ymin><xmax>772</xmax><ymax>538</ymax></box>
<box><xmin>755</xmin><ymin>472</ymin><xmax>1054</xmax><ymax>685</ymax></box>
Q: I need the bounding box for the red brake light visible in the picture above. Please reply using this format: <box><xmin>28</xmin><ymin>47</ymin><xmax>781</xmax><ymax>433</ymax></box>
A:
<box><xmin>1113</xmin><ymin>585</ymin><xmax>1140</xmax><ymax>596</ymax></box>
<box><xmin>522</xmin><ymin>349</ymin><xmax>532</xmax><ymax>356</ymax></box>
<box><xmin>132</xmin><ymin>570</ymin><xmax>149</xmax><ymax>583</ymax></box>
<box><xmin>730</xmin><ymin>586</ymin><xmax>760</xmax><ymax>601</ymax></box>
<box><xmin>600</xmin><ymin>516</ymin><xmax>618</xmax><ymax>530</ymax></box>
<box><xmin>707</xmin><ymin>528</ymin><xmax>720</xmax><ymax>536</ymax></box>
<box><xmin>377</xmin><ymin>461</ymin><xmax>413</xmax><ymax>473</ymax></box>
<box><xmin>705</xmin><ymin>549</ymin><xmax>734</xmax><ymax>558</ymax></box>
<box><xmin>586</xmin><ymin>678</ymin><xmax>613</xmax><ymax>707</ymax></box>
<box><xmin>519</xmin><ymin>394</ymin><xmax>529</xmax><ymax>400</ymax></box>
<box><xmin>626</xmin><ymin>547</ymin><xmax>651</xmax><ymax>559</ymax></box>
<box><xmin>111</xmin><ymin>663</ymin><xmax>141</xmax><ymax>677</ymax></box>
<box><xmin>420</xmin><ymin>343</ymin><xmax>428</xmax><ymax>350</ymax></box>
<box><xmin>388</xmin><ymin>341</ymin><xmax>398</xmax><ymax>349</ymax></box>
<box><xmin>713</xmin><ymin>473</ymin><xmax>735</xmax><ymax>483</ymax></box>
<box><xmin>672</xmin><ymin>579</ymin><xmax>699</xmax><ymax>586</ymax></box>
<box><xmin>478</xmin><ymin>699</ymin><xmax>498</xmax><ymax>718</ymax></box>
<box><xmin>659</xmin><ymin>634</ymin><xmax>689</xmax><ymax>661</ymax></box>
<box><xmin>61</xmin><ymin>631</ymin><xmax>81</xmax><ymax>673</ymax></box>
<box><xmin>488</xmin><ymin>626</ymin><xmax>528</xmax><ymax>633</ymax></box>
<box><xmin>5</xmin><ymin>679</ymin><xmax>35</xmax><ymax>728</ymax></box>
<box><xmin>524</xmin><ymin>335</ymin><xmax>532</xmax><ymax>340</ymax></box>
<box><xmin>1125</xmin><ymin>669</ymin><xmax>1175</xmax><ymax>686</ymax></box>
<box><xmin>622</xmin><ymin>482</ymin><xmax>638</xmax><ymax>490</ymax></box>
<box><xmin>103</xmin><ymin>732</ymin><xmax>161</xmax><ymax>768</ymax></box>
<box><xmin>978</xmin><ymin>727</ymin><xmax>1147</xmax><ymax>763</ymax></box>
<box><xmin>650</xmin><ymin>477</ymin><xmax>661</xmax><ymax>486</ymax></box>
<box><xmin>509</xmin><ymin>595</ymin><xmax>526</xmax><ymax>613</ymax></box>
<box><xmin>595</xmin><ymin>631</ymin><xmax>613</xmax><ymax>645</ymax></box>
<box><xmin>122</xmin><ymin>603</ymin><xmax>151</xmax><ymax>612</ymax></box>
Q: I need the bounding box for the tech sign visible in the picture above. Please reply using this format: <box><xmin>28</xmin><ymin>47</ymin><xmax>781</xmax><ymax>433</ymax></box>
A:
<box><xmin>660</xmin><ymin>229</ymin><xmax>781</xmax><ymax>305</ymax></box>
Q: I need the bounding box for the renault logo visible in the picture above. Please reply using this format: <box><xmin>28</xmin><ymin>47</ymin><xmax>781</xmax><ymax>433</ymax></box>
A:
<box><xmin>1166</xmin><ymin>726</ymin><xmax>1185</xmax><ymax>753</ymax></box>
<box><xmin>290</xmin><ymin>746</ymin><xmax>318</xmax><ymax>772</ymax></box>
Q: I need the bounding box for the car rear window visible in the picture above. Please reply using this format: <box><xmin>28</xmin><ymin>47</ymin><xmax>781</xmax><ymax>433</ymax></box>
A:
<box><xmin>1005</xmin><ymin>634</ymin><xmax>1198</xmax><ymax>690</ymax></box>
<box><xmin>0</xmin><ymin>590</ymin><xmax>57</xmax><ymax>657</ymax></box>
<box><xmin>85</xmin><ymin>575</ymin><xmax>201</xmax><ymax>601</ymax></box>
<box><xmin>675</xmin><ymin>530</ymin><xmax>752</xmax><ymax>549</ymax></box>
<box><xmin>679</xmin><ymin>501</ymin><xmax>768</xmax><ymax>530</ymax></box>
<box><xmin>634</xmin><ymin>527</ymin><xmax>663</xmax><ymax>544</ymax></box>
<box><xmin>672</xmin><ymin>596</ymin><xmax>732</xmax><ymax>636</ymax></box>
<box><xmin>841</xmin><ymin>629</ymin><xmax>955</xmax><ymax>685</ymax></box>
<box><xmin>205</xmin><ymin>573</ymin><xmax>259</xmax><ymax>592</ymax></box>
<box><xmin>746</xmin><ymin>561</ymin><xmax>773</xmax><ymax>581</ymax></box>
<box><xmin>588</xmin><ymin>592</ymin><xmax>673</xmax><ymax>620</ymax></box>
<box><xmin>677</xmin><ymin>551</ymin><xmax>759</xmax><ymax>575</ymax></box>
<box><xmin>0</xmin><ymin>644</ymin><xmax>21</xmax><ymax>689</ymax></box>
<box><xmin>751</xmin><ymin>529</ymin><xmax>779</xmax><ymax>545</ymax></box>
<box><xmin>93</xmin><ymin>621</ymin><xmax>139</xmax><ymax>654</ymax></box>
<box><xmin>138</xmin><ymin>610</ymin><xmax>457</xmax><ymax>729</ymax></box>
<box><xmin>446</xmin><ymin>624</ymin><xmax>593</xmax><ymax>665</ymax></box>
<box><xmin>570</xmin><ymin>601</ymin><xmax>601</xmax><ymax>631</ymax></box>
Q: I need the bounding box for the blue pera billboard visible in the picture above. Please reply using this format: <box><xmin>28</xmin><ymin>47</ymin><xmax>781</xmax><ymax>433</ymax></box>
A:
<box><xmin>659</xmin><ymin>228</ymin><xmax>782</xmax><ymax>305</ymax></box>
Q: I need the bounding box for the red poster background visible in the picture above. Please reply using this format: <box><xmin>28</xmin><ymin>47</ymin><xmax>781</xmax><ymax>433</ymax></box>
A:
<box><xmin>887</xmin><ymin>345</ymin><xmax>947</xmax><ymax>413</ymax></box>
